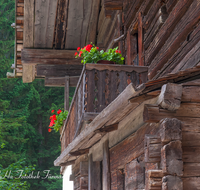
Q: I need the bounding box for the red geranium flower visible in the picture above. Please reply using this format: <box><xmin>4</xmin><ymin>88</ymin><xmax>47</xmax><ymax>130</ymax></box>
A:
<box><xmin>96</xmin><ymin>47</ymin><xmax>99</xmax><ymax>50</ymax></box>
<box><xmin>77</xmin><ymin>47</ymin><xmax>81</xmax><ymax>51</ymax></box>
<box><xmin>115</xmin><ymin>50</ymin><xmax>119</xmax><ymax>53</ymax></box>
<box><xmin>118</xmin><ymin>50</ymin><xmax>121</xmax><ymax>54</ymax></box>
<box><xmin>50</xmin><ymin>116</ymin><xmax>53</xmax><ymax>120</ymax></box>
<box><xmin>52</xmin><ymin>114</ymin><xmax>56</xmax><ymax>121</ymax></box>
<box><xmin>57</xmin><ymin>109</ymin><xmax>62</xmax><ymax>114</ymax></box>
<box><xmin>51</xmin><ymin>110</ymin><xmax>54</xmax><ymax>113</ymax></box>
<box><xmin>48</xmin><ymin>128</ymin><xmax>52</xmax><ymax>132</ymax></box>
<box><xmin>75</xmin><ymin>52</ymin><xmax>78</xmax><ymax>56</ymax></box>
<box><xmin>79</xmin><ymin>51</ymin><xmax>83</xmax><ymax>57</ymax></box>
<box><xmin>85</xmin><ymin>44</ymin><xmax>92</xmax><ymax>52</ymax></box>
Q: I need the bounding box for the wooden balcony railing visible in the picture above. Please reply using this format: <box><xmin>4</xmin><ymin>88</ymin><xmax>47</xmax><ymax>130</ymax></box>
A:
<box><xmin>60</xmin><ymin>64</ymin><xmax>148</xmax><ymax>152</ymax></box>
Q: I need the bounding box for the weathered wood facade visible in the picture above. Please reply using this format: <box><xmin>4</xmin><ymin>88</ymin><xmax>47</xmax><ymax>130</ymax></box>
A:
<box><xmin>12</xmin><ymin>0</ymin><xmax>200</xmax><ymax>189</ymax></box>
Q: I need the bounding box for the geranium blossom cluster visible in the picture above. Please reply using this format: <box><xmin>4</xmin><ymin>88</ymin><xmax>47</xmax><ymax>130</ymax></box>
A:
<box><xmin>75</xmin><ymin>44</ymin><xmax>124</xmax><ymax>65</ymax></box>
<box><xmin>48</xmin><ymin>109</ymin><xmax>62</xmax><ymax>132</ymax></box>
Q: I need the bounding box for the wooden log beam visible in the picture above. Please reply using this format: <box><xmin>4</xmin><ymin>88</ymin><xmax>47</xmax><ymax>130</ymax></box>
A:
<box><xmin>21</xmin><ymin>49</ymin><xmax>81</xmax><ymax>65</ymax></box>
<box><xmin>44</xmin><ymin>76</ymin><xmax>79</xmax><ymax>87</ymax></box>
<box><xmin>161</xmin><ymin>140</ymin><xmax>183</xmax><ymax>176</ymax></box>
<box><xmin>144</xmin><ymin>5</ymin><xmax>168</xmax><ymax>50</ymax></box>
<box><xmin>85</xmin><ymin>63</ymin><xmax>148</xmax><ymax>73</ymax></box>
<box><xmin>60</xmin><ymin>160</ymin><xmax>75</xmax><ymax>166</ymax></box>
<box><xmin>162</xmin><ymin>176</ymin><xmax>183</xmax><ymax>190</ymax></box>
<box><xmin>143</xmin><ymin>103</ymin><xmax>200</xmax><ymax>123</ymax></box>
<box><xmin>159</xmin><ymin>118</ymin><xmax>182</xmax><ymax>144</ymax></box>
<box><xmin>129</xmin><ymin>93</ymin><xmax>158</xmax><ymax>104</ymax></box>
<box><xmin>69</xmin><ymin>148</ymin><xmax>90</xmax><ymax>157</ymax></box>
<box><xmin>64</xmin><ymin>76</ymin><xmax>69</xmax><ymax>111</ymax></box>
<box><xmin>103</xmin><ymin>140</ymin><xmax>111</xmax><ymax>190</ymax></box>
<box><xmin>145</xmin><ymin>135</ymin><xmax>161</xmax><ymax>163</ymax></box>
<box><xmin>145</xmin><ymin>0</ymin><xmax>193</xmax><ymax>68</ymax></box>
<box><xmin>22</xmin><ymin>0</ymin><xmax>35</xmax><ymax>83</ymax></box>
<box><xmin>88</xmin><ymin>154</ymin><xmax>101</xmax><ymax>190</ymax></box>
<box><xmin>157</xmin><ymin>83</ymin><xmax>182</xmax><ymax>111</ymax></box>
<box><xmin>125</xmin><ymin>159</ymin><xmax>145</xmax><ymax>189</ymax></box>
<box><xmin>155</xmin><ymin>21</ymin><xmax>200</xmax><ymax>78</ymax></box>
<box><xmin>148</xmin><ymin>0</ymin><xmax>200</xmax><ymax>79</ymax></box>
<box><xmin>95</xmin><ymin>123</ymin><xmax>118</xmax><ymax>134</ymax></box>
<box><xmin>104</xmin><ymin>0</ymin><xmax>123</xmax><ymax>10</ymax></box>
<box><xmin>36</xmin><ymin>65</ymin><xmax>83</xmax><ymax>77</ymax></box>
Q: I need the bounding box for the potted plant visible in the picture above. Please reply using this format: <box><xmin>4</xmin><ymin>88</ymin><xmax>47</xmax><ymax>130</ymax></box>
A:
<box><xmin>75</xmin><ymin>44</ymin><xmax>124</xmax><ymax>64</ymax></box>
<box><xmin>48</xmin><ymin>109</ymin><xmax>68</xmax><ymax>133</ymax></box>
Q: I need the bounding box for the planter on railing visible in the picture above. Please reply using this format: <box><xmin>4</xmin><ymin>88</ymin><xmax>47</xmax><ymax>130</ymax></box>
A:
<box><xmin>61</xmin><ymin>64</ymin><xmax>148</xmax><ymax>152</ymax></box>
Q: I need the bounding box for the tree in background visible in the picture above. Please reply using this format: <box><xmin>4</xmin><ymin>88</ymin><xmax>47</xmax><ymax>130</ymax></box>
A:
<box><xmin>0</xmin><ymin>0</ymin><xmax>75</xmax><ymax>189</ymax></box>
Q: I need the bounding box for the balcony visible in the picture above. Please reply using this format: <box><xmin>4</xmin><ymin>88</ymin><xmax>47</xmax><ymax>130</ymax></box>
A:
<box><xmin>60</xmin><ymin>64</ymin><xmax>148</xmax><ymax>152</ymax></box>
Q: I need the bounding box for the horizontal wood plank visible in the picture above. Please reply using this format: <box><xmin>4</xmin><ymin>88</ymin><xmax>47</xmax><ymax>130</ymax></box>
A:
<box><xmin>45</xmin><ymin>76</ymin><xmax>79</xmax><ymax>87</ymax></box>
<box><xmin>85</xmin><ymin>64</ymin><xmax>148</xmax><ymax>73</ymax></box>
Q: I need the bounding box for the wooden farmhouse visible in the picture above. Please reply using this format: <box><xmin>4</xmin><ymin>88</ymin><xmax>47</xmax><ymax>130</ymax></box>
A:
<box><xmin>9</xmin><ymin>0</ymin><xmax>200</xmax><ymax>189</ymax></box>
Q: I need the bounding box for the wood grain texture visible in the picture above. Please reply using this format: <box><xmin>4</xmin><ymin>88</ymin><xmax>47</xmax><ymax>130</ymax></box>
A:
<box><xmin>157</xmin><ymin>83</ymin><xmax>182</xmax><ymax>111</ymax></box>
<box><xmin>145</xmin><ymin>0</ymin><xmax>193</xmax><ymax>68</ymax></box>
<box><xmin>23</xmin><ymin>0</ymin><xmax>34</xmax><ymax>48</ymax></box>
<box><xmin>36</xmin><ymin>65</ymin><xmax>83</xmax><ymax>77</ymax></box>
<box><xmin>34</xmin><ymin>0</ymin><xmax>49</xmax><ymax>47</ymax></box>
<box><xmin>161</xmin><ymin>140</ymin><xmax>183</xmax><ymax>176</ymax></box>
<box><xmin>149</xmin><ymin>0</ymin><xmax>200</xmax><ymax>79</ymax></box>
<box><xmin>22</xmin><ymin>49</ymin><xmax>81</xmax><ymax>65</ymax></box>
<box><xmin>86</xmin><ymin>0</ymin><xmax>101</xmax><ymax>45</ymax></box>
<box><xmin>46</xmin><ymin>0</ymin><xmax>58</xmax><ymax>48</ymax></box>
<box><xmin>65</xmin><ymin>0</ymin><xmax>83</xmax><ymax>49</ymax></box>
<box><xmin>155</xmin><ymin>21</ymin><xmax>200</xmax><ymax>78</ymax></box>
<box><xmin>44</xmin><ymin>76</ymin><xmax>79</xmax><ymax>87</ymax></box>
<box><xmin>85</xmin><ymin>64</ymin><xmax>148</xmax><ymax>73</ymax></box>
<box><xmin>144</xmin><ymin>103</ymin><xmax>200</xmax><ymax>123</ymax></box>
<box><xmin>110</xmin><ymin>123</ymin><xmax>159</xmax><ymax>171</ymax></box>
<box><xmin>103</xmin><ymin>140</ymin><xmax>111</xmax><ymax>190</ymax></box>
<box><xmin>55</xmin><ymin>0</ymin><xmax>68</xmax><ymax>49</ymax></box>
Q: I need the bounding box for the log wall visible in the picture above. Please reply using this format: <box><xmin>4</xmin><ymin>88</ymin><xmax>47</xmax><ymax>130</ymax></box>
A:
<box><xmin>101</xmin><ymin>0</ymin><xmax>200</xmax><ymax>80</ymax></box>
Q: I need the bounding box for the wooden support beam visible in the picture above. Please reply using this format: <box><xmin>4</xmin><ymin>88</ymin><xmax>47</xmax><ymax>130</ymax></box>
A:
<box><xmin>129</xmin><ymin>93</ymin><xmax>158</xmax><ymax>104</ymax></box>
<box><xmin>64</xmin><ymin>76</ymin><xmax>69</xmax><ymax>111</ymax></box>
<box><xmin>143</xmin><ymin>103</ymin><xmax>200</xmax><ymax>123</ymax></box>
<box><xmin>88</xmin><ymin>154</ymin><xmax>101</xmax><ymax>190</ymax></box>
<box><xmin>125</xmin><ymin>159</ymin><xmax>145</xmax><ymax>189</ymax></box>
<box><xmin>69</xmin><ymin>148</ymin><xmax>90</xmax><ymax>157</ymax></box>
<box><xmin>22</xmin><ymin>64</ymin><xmax>35</xmax><ymax>83</ymax></box>
<box><xmin>162</xmin><ymin>176</ymin><xmax>183</xmax><ymax>190</ymax></box>
<box><xmin>44</xmin><ymin>76</ymin><xmax>79</xmax><ymax>87</ymax></box>
<box><xmin>60</xmin><ymin>160</ymin><xmax>75</xmax><ymax>166</ymax></box>
<box><xmin>21</xmin><ymin>49</ymin><xmax>81</xmax><ymax>65</ymax></box>
<box><xmin>95</xmin><ymin>123</ymin><xmax>118</xmax><ymax>133</ymax></box>
<box><xmin>103</xmin><ymin>140</ymin><xmax>111</xmax><ymax>190</ymax></box>
<box><xmin>138</xmin><ymin>12</ymin><xmax>144</xmax><ymax>66</ymax></box>
<box><xmin>159</xmin><ymin>118</ymin><xmax>182</xmax><ymax>144</ymax></box>
<box><xmin>36</xmin><ymin>65</ymin><xmax>83</xmax><ymax>78</ymax></box>
<box><xmin>161</xmin><ymin>140</ymin><xmax>183</xmax><ymax>176</ymax></box>
<box><xmin>22</xmin><ymin>0</ymin><xmax>35</xmax><ymax>83</ymax></box>
<box><xmin>157</xmin><ymin>83</ymin><xmax>182</xmax><ymax>111</ymax></box>
<box><xmin>145</xmin><ymin>135</ymin><xmax>161</xmax><ymax>163</ymax></box>
<box><xmin>85</xmin><ymin>63</ymin><xmax>148</xmax><ymax>73</ymax></box>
